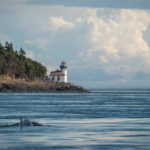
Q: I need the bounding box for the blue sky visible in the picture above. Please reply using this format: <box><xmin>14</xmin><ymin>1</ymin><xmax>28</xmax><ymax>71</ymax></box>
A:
<box><xmin>0</xmin><ymin>0</ymin><xmax>150</xmax><ymax>88</ymax></box>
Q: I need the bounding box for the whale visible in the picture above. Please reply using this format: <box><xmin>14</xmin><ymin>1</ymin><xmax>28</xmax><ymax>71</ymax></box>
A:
<box><xmin>0</xmin><ymin>117</ymin><xmax>47</xmax><ymax>128</ymax></box>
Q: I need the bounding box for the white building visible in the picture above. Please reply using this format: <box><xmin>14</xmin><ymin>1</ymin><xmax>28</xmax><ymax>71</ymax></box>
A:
<box><xmin>50</xmin><ymin>61</ymin><xmax>67</xmax><ymax>83</ymax></box>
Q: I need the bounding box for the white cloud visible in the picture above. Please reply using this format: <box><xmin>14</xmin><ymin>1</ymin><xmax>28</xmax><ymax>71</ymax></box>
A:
<box><xmin>47</xmin><ymin>9</ymin><xmax>150</xmax><ymax>78</ymax></box>
<box><xmin>77</xmin><ymin>9</ymin><xmax>150</xmax><ymax>76</ymax></box>
<box><xmin>26</xmin><ymin>51</ymin><xmax>34</xmax><ymax>59</ymax></box>
<box><xmin>99</xmin><ymin>56</ymin><xmax>108</xmax><ymax>63</ymax></box>
<box><xmin>48</xmin><ymin>16</ymin><xmax>75</xmax><ymax>31</ymax></box>
<box><xmin>42</xmin><ymin>63</ymin><xmax>57</xmax><ymax>75</ymax></box>
<box><xmin>24</xmin><ymin>40</ymin><xmax>35</xmax><ymax>45</ymax></box>
<box><xmin>36</xmin><ymin>38</ymin><xmax>48</xmax><ymax>50</ymax></box>
<box><xmin>25</xmin><ymin>38</ymin><xmax>48</xmax><ymax>50</ymax></box>
<box><xmin>24</xmin><ymin>8</ymin><xmax>150</xmax><ymax>84</ymax></box>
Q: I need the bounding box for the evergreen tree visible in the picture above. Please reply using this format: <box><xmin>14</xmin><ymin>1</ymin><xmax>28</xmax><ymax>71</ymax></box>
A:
<box><xmin>0</xmin><ymin>42</ymin><xmax>47</xmax><ymax>79</ymax></box>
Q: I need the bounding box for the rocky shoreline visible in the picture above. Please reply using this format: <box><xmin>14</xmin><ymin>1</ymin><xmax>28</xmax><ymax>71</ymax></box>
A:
<box><xmin>0</xmin><ymin>76</ymin><xmax>89</xmax><ymax>93</ymax></box>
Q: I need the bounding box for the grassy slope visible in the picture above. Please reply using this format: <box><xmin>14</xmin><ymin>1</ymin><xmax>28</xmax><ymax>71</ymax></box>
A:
<box><xmin>0</xmin><ymin>75</ymin><xmax>89</xmax><ymax>92</ymax></box>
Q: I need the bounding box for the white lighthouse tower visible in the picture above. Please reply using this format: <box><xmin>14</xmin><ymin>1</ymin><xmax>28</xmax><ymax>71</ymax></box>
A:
<box><xmin>60</xmin><ymin>60</ymin><xmax>67</xmax><ymax>83</ymax></box>
<box><xmin>50</xmin><ymin>61</ymin><xmax>67</xmax><ymax>83</ymax></box>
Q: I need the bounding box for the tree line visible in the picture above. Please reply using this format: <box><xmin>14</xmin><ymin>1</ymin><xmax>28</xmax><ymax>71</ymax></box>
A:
<box><xmin>0</xmin><ymin>42</ymin><xmax>47</xmax><ymax>80</ymax></box>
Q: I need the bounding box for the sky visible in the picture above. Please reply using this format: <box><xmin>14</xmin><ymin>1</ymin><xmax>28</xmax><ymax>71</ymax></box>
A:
<box><xmin>0</xmin><ymin>0</ymin><xmax>150</xmax><ymax>88</ymax></box>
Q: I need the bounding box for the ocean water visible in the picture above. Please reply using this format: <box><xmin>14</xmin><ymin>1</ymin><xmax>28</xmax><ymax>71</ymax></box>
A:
<box><xmin>0</xmin><ymin>89</ymin><xmax>150</xmax><ymax>150</ymax></box>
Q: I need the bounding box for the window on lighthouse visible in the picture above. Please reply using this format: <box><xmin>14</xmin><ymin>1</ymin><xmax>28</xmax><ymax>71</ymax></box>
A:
<box><xmin>57</xmin><ymin>76</ymin><xmax>60</xmax><ymax>81</ymax></box>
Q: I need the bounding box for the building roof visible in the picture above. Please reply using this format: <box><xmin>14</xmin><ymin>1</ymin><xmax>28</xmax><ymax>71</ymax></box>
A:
<box><xmin>60</xmin><ymin>60</ymin><xmax>67</xmax><ymax>69</ymax></box>
<box><xmin>61</xmin><ymin>60</ymin><xmax>66</xmax><ymax>65</ymax></box>
<box><xmin>50</xmin><ymin>71</ymin><xmax>65</xmax><ymax>76</ymax></box>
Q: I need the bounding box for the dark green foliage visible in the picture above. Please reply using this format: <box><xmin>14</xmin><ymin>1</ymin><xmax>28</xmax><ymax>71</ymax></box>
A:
<box><xmin>0</xmin><ymin>42</ymin><xmax>47</xmax><ymax>79</ymax></box>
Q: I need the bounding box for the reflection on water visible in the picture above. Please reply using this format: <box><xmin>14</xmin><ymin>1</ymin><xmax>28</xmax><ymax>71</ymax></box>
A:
<box><xmin>0</xmin><ymin>90</ymin><xmax>150</xmax><ymax>150</ymax></box>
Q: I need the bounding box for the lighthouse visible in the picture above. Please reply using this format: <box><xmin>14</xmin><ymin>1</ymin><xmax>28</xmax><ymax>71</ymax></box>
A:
<box><xmin>60</xmin><ymin>60</ymin><xmax>67</xmax><ymax>82</ymax></box>
<box><xmin>50</xmin><ymin>61</ymin><xmax>67</xmax><ymax>83</ymax></box>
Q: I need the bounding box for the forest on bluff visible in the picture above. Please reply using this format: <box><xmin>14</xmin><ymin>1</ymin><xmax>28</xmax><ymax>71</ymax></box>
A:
<box><xmin>0</xmin><ymin>42</ymin><xmax>47</xmax><ymax>80</ymax></box>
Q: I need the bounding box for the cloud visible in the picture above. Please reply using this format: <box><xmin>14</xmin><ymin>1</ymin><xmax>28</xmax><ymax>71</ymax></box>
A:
<box><xmin>99</xmin><ymin>56</ymin><xmax>108</xmax><ymax>63</ymax></box>
<box><xmin>48</xmin><ymin>8</ymin><xmax>150</xmax><ymax>82</ymax></box>
<box><xmin>1</xmin><ymin>1</ymin><xmax>150</xmax><ymax>87</ymax></box>
<box><xmin>25</xmin><ymin>38</ymin><xmax>48</xmax><ymax>50</ymax></box>
<box><xmin>48</xmin><ymin>16</ymin><xmax>75</xmax><ymax>31</ymax></box>
<box><xmin>26</xmin><ymin>0</ymin><xmax>150</xmax><ymax>9</ymax></box>
<box><xmin>26</xmin><ymin>50</ymin><xmax>35</xmax><ymax>59</ymax></box>
<box><xmin>42</xmin><ymin>64</ymin><xmax>57</xmax><ymax>75</ymax></box>
<box><xmin>77</xmin><ymin>9</ymin><xmax>150</xmax><ymax>76</ymax></box>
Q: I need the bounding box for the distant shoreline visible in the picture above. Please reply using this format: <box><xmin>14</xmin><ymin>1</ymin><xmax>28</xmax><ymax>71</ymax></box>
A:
<box><xmin>0</xmin><ymin>75</ymin><xmax>89</xmax><ymax>93</ymax></box>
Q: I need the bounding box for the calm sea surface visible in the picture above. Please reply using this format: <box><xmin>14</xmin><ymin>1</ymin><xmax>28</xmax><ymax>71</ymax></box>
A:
<box><xmin>0</xmin><ymin>89</ymin><xmax>150</xmax><ymax>150</ymax></box>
